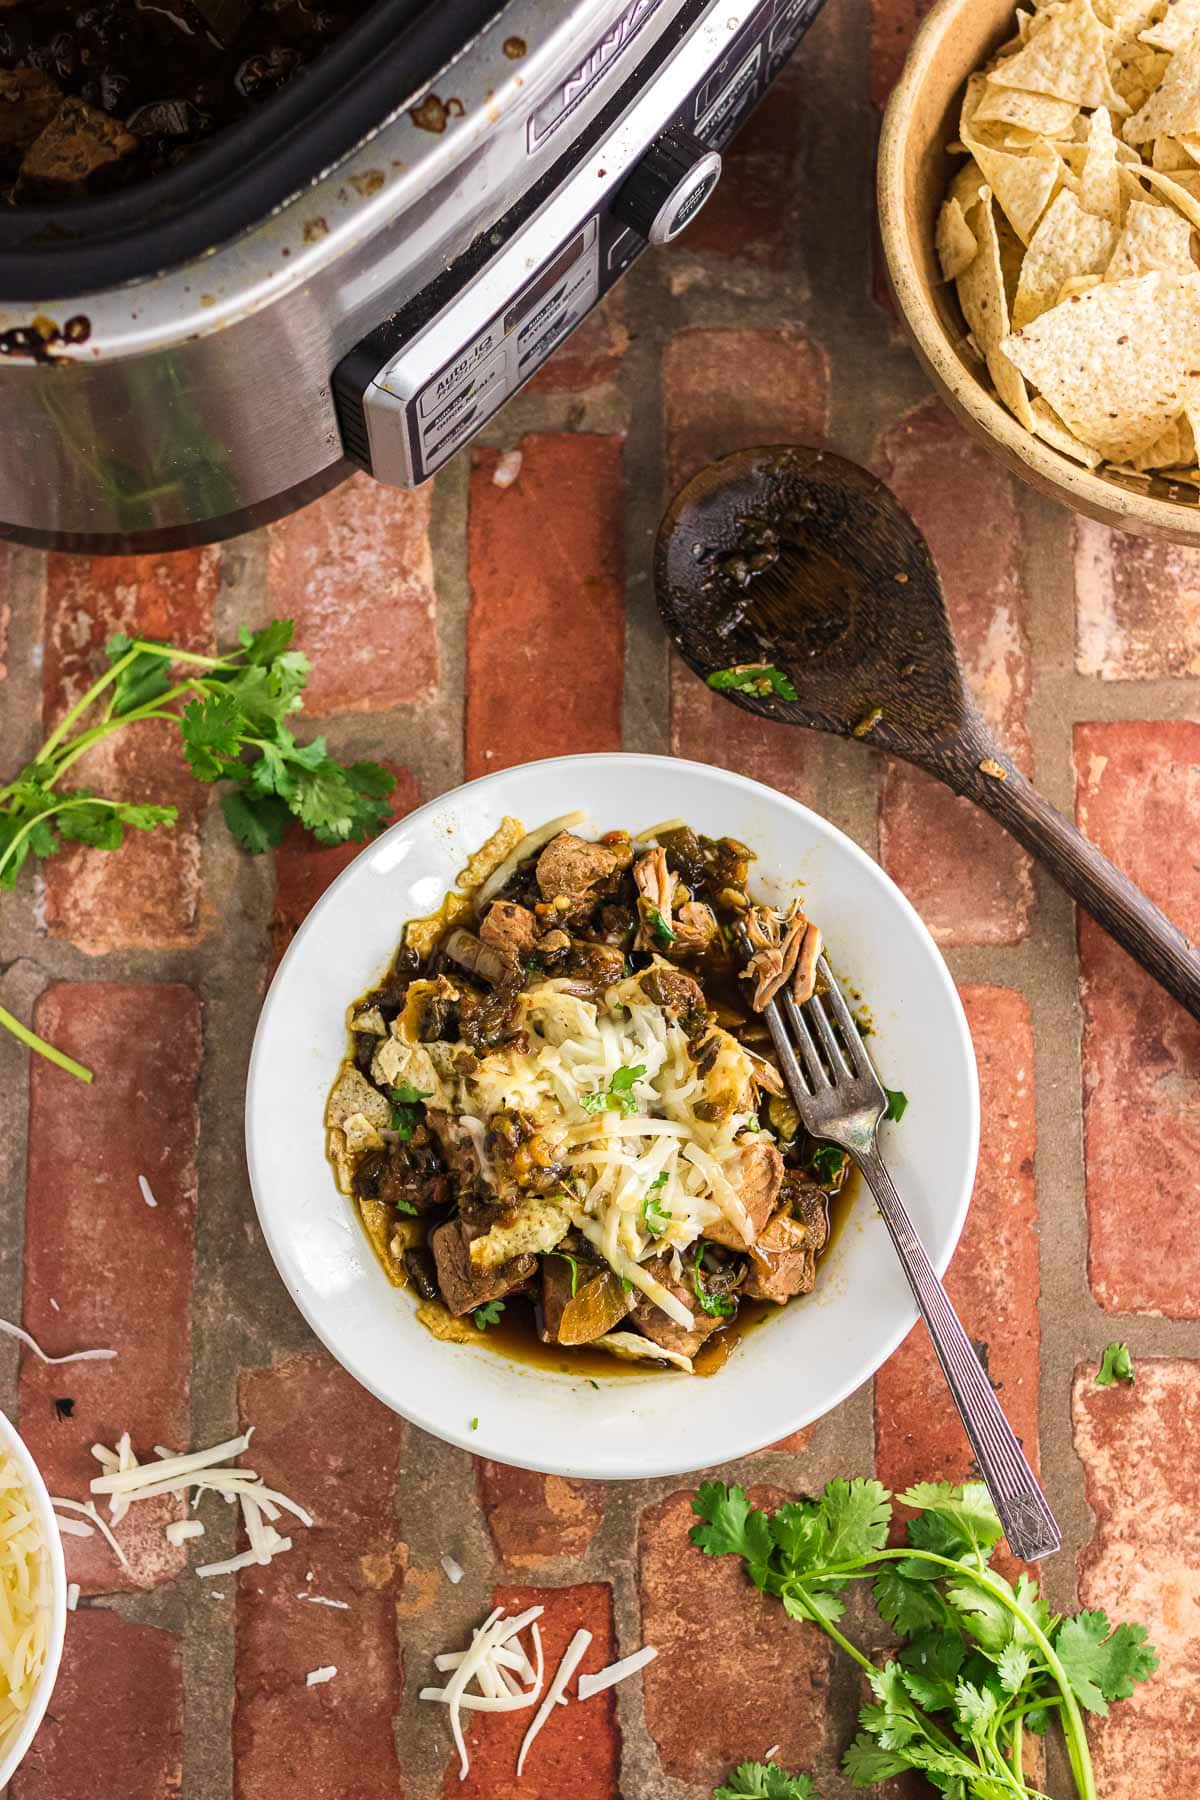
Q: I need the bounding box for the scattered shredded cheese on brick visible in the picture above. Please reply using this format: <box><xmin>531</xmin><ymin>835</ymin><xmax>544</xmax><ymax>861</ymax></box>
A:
<box><xmin>138</xmin><ymin>1176</ymin><xmax>158</xmax><ymax>1208</ymax></box>
<box><xmin>576</xmin><ymin>1644</ymin><xmax>658</xmax><ymax>1700</ymax></box>
<box><xmin>66</xmin><ymin>1582</ymin><xmax>79</xmax><ymax>1612</ymax></box>
<box><xmin>439</xmin><ymin>1553</ymin><xmax>464</xmax><ymax>1585</ymax></box>
<box><xmin>0</xmin><ymin>1317</ymin><xmax>115</xmax><ymax>1366</ymax></box>
<box><xmin>420</xmin><ymin>1605</ymin><xmax>545</xmax><ymax>1780</ymax></box>
<box><xmin>306</xmin><ymin>1666</ymin><xmax>337</xmax><ymax>1687</ymax></box>
<box><xmin>517</xmin><ymin>1628</ymin><xmax>592</xmax><ymax>1776</ymax></box>
<box><xmin>298</xmin><ymin>1593</ymin><xmax>349</xmax><ymax>1610</ymax></box>
<box><xmin>164</xmin><ymin>1519</ymin><xmax>205</xmax><ymax>1547</ymax></box>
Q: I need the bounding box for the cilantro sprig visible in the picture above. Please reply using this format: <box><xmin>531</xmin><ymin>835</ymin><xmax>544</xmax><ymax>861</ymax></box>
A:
<box><xmin>642</xmin><ymin>1173</ymin><xmax>671</xmax><ymax>1239</ymax></box>
<box><xmin>0</xmin><ymin>620</ymin><xmax>395</xmax><ymax>1080</ymax></box>
<box><xmin>473</xmin><ymin>1299</ymin><xmax>505</xmax><ymax>1331</ymax></box>
<box><xmin>707</xmin><ymin>664</ymin><xmax>798</xmax><ymax>701</ymax></box>
<box><xmin>691</xmin><ymin>1480</ymin><xmax>1156</xmax><ymax>1800</ymax></box>
<box><xmin>714</xmin><ymin>1764</ymin><xmax>818</xmax><ymax>1799</ymax></box>
<box><xmin>580</xmin><ymin>1063</ymin><xmax>647</xmax><ymax>1119</ymax></box>
<box><xmin>388</xmin><ymin>1081</ymin><xmax>431</xmax><ymax>1142</ymax></box>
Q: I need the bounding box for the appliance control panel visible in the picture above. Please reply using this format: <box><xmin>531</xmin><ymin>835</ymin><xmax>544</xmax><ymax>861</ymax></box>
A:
<box><xmin>335</xmin><ymin>0</ymin><xmax>824</xmax><ymax>487</ymax></box>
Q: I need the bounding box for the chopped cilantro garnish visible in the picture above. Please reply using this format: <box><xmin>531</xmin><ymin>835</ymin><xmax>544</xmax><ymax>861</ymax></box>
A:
<box><xmin>692</xmin><ymin>1248</ymin><xmax>735</xmax><ymax>1318</ymax></box>
<box><xmin>580</xmin><ymin>1063</ymin><xmax>647</xmax><ymax>1119</ymax></box>
<box><xmin>1096</xmin><ymin>1342</ymin><xmax>1134</xmax><ymax>1387</ymax></box>
<box><xmin>884</xmin><ymin>1086</ymin><xmax>909</xmax><ymax>1122</ymax></box>
<box><xmin>393</xmin><ymin>1198</ymin><xmax>420</xmax><ymax>1216</ymax></box>
<box><xmin>810</xmin><ymin>1144</ymin><xmax>848</xmax><ymax>1187</ymax></box>
<box><xmin>548</xmin><ymin>1250</ymin><xmax>581</xmax><ymax>1297</ymax></box>
<box><xmin>469</xmin><ymin>1417</ymin><xmax>479</xmax><ymax>1431</ymax></box>
<box><xmin>390</xmin><ymin>1081</ymin><xmax>430</xmax><ymax>1105</ymax></box>
<box><xmin>647</xmin><ymin>906</ymin><xmax>676</xmax><ymax>947</ymax></box>
<box><xmin>388</xmin><ymin>1081</ymin><xmax>430</xmax><ymax>1139</ymax></box>
<box><xmin>642</xmin><ymin>1186</ymin><xmax>672</xmax><ymax>1238</ymax></box>
<box><xmin>707</xmin><ymin>664</ymin><xmax>798</xmax><ymax>702</ymax></box>
<box><xmin>473</xmin><ymin>1299</ymin><xmax>505</xmax><ymax>1331</ymax></box>
<box><xmin>588</xmin><ymin>1379</ymin><xmax>600</xmax><ymax>1390</ymax></box>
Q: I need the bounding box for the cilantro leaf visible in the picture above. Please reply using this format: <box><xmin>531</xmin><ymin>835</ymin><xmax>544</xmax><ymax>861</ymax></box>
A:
<box><xmin>841</xmin><ymin>1734</ymin><xmax>912</xmax><ymax>1784</ymax></box>
<box><xmin>390</xmin><ymin>1082</ymin><xmax>430</xmax><ymax>1105</ymax></box>
<box><xmin>647</xmin><ymin>905</ymin><xmax>675</xmax><ymax>946</ymax></box>
<box><xmin>116</xmin><ymin>803</ymin><xmax>177</xmax><ymax>831</ymax></box>
<box><xmin>898</xmin><ymin>1627</ymin><xmax>966</xmax><ymax>1711</ymax></box>
<box><xmin>816</xmin><ymin>1478</ymin><xmax>892</xmax><ymax>1567</ymax></box>
<box><xmin>810</xmin><ymin>1144</ymin><xmax>848</xmax><ymax>1187</ymax></box>
<box><xmin>707</xmin><ymin>664</ymin><xmax>798</xmax><ymax>701</ymax></box>
<box><xmin>642</xmin><ymin>1184</ymin><xmax>671</xmax><ymax>1238</ymax></box>
<box><xmin>901</xmin><ymin>1482</ymin><xmax>1004</xmax><ymax>1566</ymax></box>
<box><xmin>953</xmin><ymin>1678</ymin><xmax>999</xmax><ymax>1738</ymax></box>
<box><xmin>692</xmin><ymin>1247</ymin><xmax>736</xmax><ymax>1317</ymax></box>
<box><xmin>1095</xmin><ymin>1342</ymin><xmax>1134</xmax><ymax>1387</ymax></box>
<box><xmin>181</xmin><ymin>688</ymin><xmax>243</xmax><ymax>779</ymax></box>
<box><xmin>547</xmin><ymin>1250</ymin><xmax>581</xmax><ymax>1297</ymax></box>
<box><xmin>393</xmin><ymin>1198</ymin><xmax>419</xmax><ymax>1216</ymax></box>
<box><xmin>1054</xmin><ymin>1610</ymin><xmax>1158</xmax><ymax>1716</ymax></box>
<box><xmin>56</xmin><ymin>804</ymin><xmax>125</xmax><ymax>850</ymax></box>
<box><xmin>713</xmin><ymin>1761</ymin><xmax>818</xmax><ymax>1799</ymax></box>
<box><xmin>581</xmin><ymin>1064</ymin><xmax>646</xmax><ymax>1118</ymax></box>
<box><xmin>220</xmin><ymin>789</ymin><xmax>291</xmax><ymax>854</ymax></box>
<box><xmin>873</xmin><ymin>1561</ymin><xmax>953</xmax><ymax>1635</ymax></box>
<box><xmin>238</xmin><ymin>618</ymin><xmax>296</xmax><ymax>665</ymax></box>
<box><xmin>690</xmin><ymin>1483</ymin><xmax>774</xmax><ymax>1587</ymax></box>
<box><xmin>473</xmin><ymin>1299</ymin><xmax>505</xmax><ymax>1331</ymax></box>
<box><xmin>884</xmin><ymin>1086</ymin><xmax>909</xmax><ymax>1122</ymax></box>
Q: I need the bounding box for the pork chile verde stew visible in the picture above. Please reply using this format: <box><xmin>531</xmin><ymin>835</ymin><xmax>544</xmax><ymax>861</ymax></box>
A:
<box><xmin>0</xmin><ymin>0</ymin><xmax>374</xmax><ymax>205</ymax></box>
<box><xmin>325</xmin><ymin>815</ymin><xmax>858</xmax><ymax>1377</ymax></box>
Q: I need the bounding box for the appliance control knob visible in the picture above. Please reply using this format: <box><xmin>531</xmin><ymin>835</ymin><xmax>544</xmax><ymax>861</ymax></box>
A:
<box><xmin>613</xmin><ymin>128</ymin><xmax>722</xmax><ymax>245</ymax></box>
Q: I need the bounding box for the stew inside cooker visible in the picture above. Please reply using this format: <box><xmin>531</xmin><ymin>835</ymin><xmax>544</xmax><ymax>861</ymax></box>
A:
<box><xmin>0</xmin><ymin>0</ymin><xmax>376</xmax><ymax>205</ymax></box>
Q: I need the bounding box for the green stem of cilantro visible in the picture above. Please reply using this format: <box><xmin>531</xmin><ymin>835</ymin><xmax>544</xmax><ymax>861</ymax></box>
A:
<box><xmin>0</xmin><ymin>796</ymin><xmax>130</xmax><ymax>887</ymax></box>
<box><xmin>45</xmin><ymin>679</ymin><xmax>211</xmax><ymax>788</ymax></box>
<box><xmin>33</xmin><ymin>645</ymin><xmax>141</xmax><ymax>766</ymax></box>
<box><xmin>0</xmin><ymin>1002</ymin><xmax>93</xmax><ymax>1083</ymax></box>
<box><xmin>819</xmin><ymin>1548</ymin><xmax>1095</xmax><ymax>1800</ymax></box>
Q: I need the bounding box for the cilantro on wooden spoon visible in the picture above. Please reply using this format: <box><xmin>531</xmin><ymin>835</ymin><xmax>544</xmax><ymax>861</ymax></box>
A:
<box><xmin>0</xmin><ymin>620</ymin><xmax>394</xmax><ymax>1080</ymax></box>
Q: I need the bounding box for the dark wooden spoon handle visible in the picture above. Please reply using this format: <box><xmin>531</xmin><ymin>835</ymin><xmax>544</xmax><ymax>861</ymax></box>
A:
<box><xmin>925</xmin><ymin>729</ymin><xmax>1200</xmax><ymax>1022</ymax></box>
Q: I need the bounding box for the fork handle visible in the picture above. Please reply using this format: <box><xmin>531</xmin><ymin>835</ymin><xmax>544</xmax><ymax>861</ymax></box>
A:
<box><xmin>854</xmin><ymin>1144</ymin><xmax>1061</xmax><ymax>1563</ymax></box>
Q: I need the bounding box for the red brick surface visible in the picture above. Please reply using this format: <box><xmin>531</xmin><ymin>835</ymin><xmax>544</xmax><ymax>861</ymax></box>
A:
<box><xmin>266</xmin><ymin>474</ymin><xmax>438</xmax><ymax>716</ymax></box>
<box><xmin>875</xmin><ymin>987</ymin><xmax>1040</xmax><ymax>1508</ymax></box>
<box><xmin>1075</xmin><ymin>521</ymin><xmax>1200</xmax><ymax>680</ymax></box>
<box><xmin>640</xmin><ymin>1489</ymin><xmax>831</xmax><ymax>1785</ymax></box>
<box><xmin>465</xmin><ymin>435</ymin><xmax>625</xmax><ymax>778</ymax></box>
<box><xmin>234</xmin><ymin>1351</ymin><xmax>407</xmax><ymax>1800</ymax></box>
<box><xmin>41</xmin><ymin>549</ymin><xmax>218</xmax><ymax>953</ymax></box>
<box><xmin>1074</xmin><ymin>1361</ymin><xmax>1200</xmax><ymax>1798</ymax></box>
<box><xmin>1075</xmin><ymin>722</ymin><xmax>1200</xmax><ymax>1316</ymax></box>
<box><xmin>876</xmin><ymin>401</ymin><xmax>1034</xmax><ymax>946</ymax></box>
<box><xmin>869</xmin><ymin>0</ymin><xmax>936</xmax><ymax>108</ymax></box>
<box><xmin>476</xmin><ymin>1461</ymin><xmax>605</xmax><ymax>1567</ymax></box>
<box><xmin>12</xmin><ymin>1612</ymin><xmax>182</xmax><ymax>1800</ymax></box>
<box><xmin>270</xmin><ymin>762</ymin><xmax>421</xmax><ymax>965</ymax></box>
<box><xmin>662</xmin><ymin>326</ymin><xmax>829</xmax><ymax>493</ymax></box>
<box><xmin>20</xmin><ymin>983</ymin><xmax>201</xmax><ymax>1592</ymax></box>
<box><xmin>446</xmin><ymin>1583</ymin><xmax>619</xmax><ymax>1798</ymax></box>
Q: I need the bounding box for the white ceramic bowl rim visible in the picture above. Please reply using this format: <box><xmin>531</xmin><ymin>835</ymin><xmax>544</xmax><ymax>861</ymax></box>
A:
<box><xmin>246</xmin><ymin>753</ymin><xmax>980</xmax><ymax>1479</ymax></box>
<box><xmin>0</xmin><ymin>1410</ymin><xmax>68</xmax><ymax>1788</ymax></box>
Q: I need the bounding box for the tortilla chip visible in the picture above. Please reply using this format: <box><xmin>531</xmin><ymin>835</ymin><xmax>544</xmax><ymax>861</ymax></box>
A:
<box><xmin>1106</xmin><ymin>195</ymin><xmax>1197</xmax><ymax>274</ymax></box>
<box><xmin>1030</xmin><ymin>394</ymin><xmax>1106</xmax><ymax>462</ymax></box>
<box><xmin>1078</xmin><ymin>106</ymin><xmax>1126</xmax><ymax>219</ymax></box>
<box><xmin>1125</xmin><ymin>40</ymin><xmax>1200</xmax><ymax>141</ymax></box>
<box><xmin>1000</xmin><ymin>269</ymin><xmax>1200</xmax><ymax>459</ymax></box>
<box><xmin>937</xmin><ymin>196</ymin><xmax>979</xmax><ymax>279</ymax></box>
<box><xmin>1130</xmin><ymin>417</ymin><xmax>1185</xmax><ymax>465</ymax></box>
<box><xmin>1137</xmin><ymin>159</ymin><xmax>1200</xmax><ymax>224</ymax></box>
<box><xmin>957</xmin><ymin>191</ymin><xmax>1038</xmax><ymax>427</ymax></box>
<box><xmin>949</xmin><ymin>154</ymin><xmax>991</xmax><ymax>217</ymax></box>
<box><xmin>1058</xmin><ymin>271</ymin><xmax>1106</xmax><ymax>296</ymax></box>
<box><xmin>1140</xmin><ymin>0</ymin><xmax>1200</xmax><ymax>51</ymax></box>
<box><xmin>989</xmin><ymin>0</ymin><xmax>1131</xmax><ymax>113</ymax></box>
<box><xmin>973</xmin><ymin>78</ymin><xmax>1080</xmax><ymax>135</ymax></box>
<box><xmin>1013</xmin><ymin>186</ymin><xmax>1118</xmax><ymax>323</ymax></box>
<box><xmin>1179</xmin><ymin>132</ymin><xmax>1200</xmax><ymax>161</ymax></box>
<box><xmin>1152</xmin><ymin>134</ymin><xmax>1197</xmax><ymax>169</ymax></box>
<box><xmin>967</xmin><ymin>134</ymin><xmax>1064</xmax><ymax>242</ymax></box>
<box><xmin>995</xmin><ymin>206</ymin><xmax>1028</xmax><ymax>308</ymax></box>
<box><xmin>1098</xmin><ymin>0</ymin><xmax>1163</xmax><ymax>33</ymax></box>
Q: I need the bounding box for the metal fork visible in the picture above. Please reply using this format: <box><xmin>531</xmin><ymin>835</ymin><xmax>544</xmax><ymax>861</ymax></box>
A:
<box><xmin>751</xmin><ymin>944</ymin><xmax>1060</xmax><ymax>1564</ymax></box>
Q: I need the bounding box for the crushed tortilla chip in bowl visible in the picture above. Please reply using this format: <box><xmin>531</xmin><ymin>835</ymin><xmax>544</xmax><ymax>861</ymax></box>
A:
<box><xmin>880</xmin><ymin>0</ymin><xmax>1200</xmax><ymax>543</ymax></box>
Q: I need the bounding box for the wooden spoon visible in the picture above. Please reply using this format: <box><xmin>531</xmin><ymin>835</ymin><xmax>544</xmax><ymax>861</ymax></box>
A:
<box><xmin>655</xmin><ymin>444</ymin><xmax>1200</xmax><ymax>1021</ymax></box>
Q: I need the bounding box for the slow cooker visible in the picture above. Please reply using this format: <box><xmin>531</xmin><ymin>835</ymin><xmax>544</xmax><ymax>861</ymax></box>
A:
<box><xmin>0</xmin><ymin>0</ymin><xmax>825</xmax><ymax>551</ymax></box>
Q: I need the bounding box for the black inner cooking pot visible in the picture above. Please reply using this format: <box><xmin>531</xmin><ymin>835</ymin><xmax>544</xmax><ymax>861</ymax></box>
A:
<box><xmin>0</xmin><ymin>0</ymin><xmax>504</xmax><ymax>302</ymax></box>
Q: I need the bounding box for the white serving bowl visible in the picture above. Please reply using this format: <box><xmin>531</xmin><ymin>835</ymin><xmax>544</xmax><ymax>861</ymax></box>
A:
<box><xmin>246</xmin><ymin>754</ymin><xmax>979</xmax><ymax>1479</ymax></box>
<box><xmin>0</xmin><ymin>1410</ymin><xmax>67</xmax><ymax>1788</ymax></box>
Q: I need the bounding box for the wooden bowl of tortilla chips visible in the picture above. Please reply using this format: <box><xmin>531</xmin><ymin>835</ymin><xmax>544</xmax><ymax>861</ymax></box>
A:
<box><xmin>879</xmin><ymin>0</ymin><xmax>1200</xmax><ymax>544</ymax></box>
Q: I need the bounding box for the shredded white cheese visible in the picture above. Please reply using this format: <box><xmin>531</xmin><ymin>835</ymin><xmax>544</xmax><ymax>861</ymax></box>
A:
<box><xmin>197</xmin><ymin>1534</ymin><xmax>292</xmax><ymax>1580</ymax></box>
<box><xmin>420</xmin><ymin>1606</ymin><xmax>546</xmax><ymax>1780</ymax></box>
<box><xmin>164</xmin><ymin>1519</ymin><xmax>205</xmax><ymax>1547</ymax></box>
<box><xmin>138</xmin><ymin>1175</ymin><xmax>158</xmax><ymax>1209</ymax></box>
<box><xmin>576</xmin><ymin>1644</ymin><xmax>658</xmax><ymax>1700</ymax></box>
<box><xmin>298</xmin><ymin>1593</ymin><xmax>349</xmax><ymax>1610</ymax></box>
<box><xmin>439</xmin><ymin>1553</ymin><xmax>464</xmax><ymax>1585</ymax></box>
<box><xmin>306</xmin><ymin>1665</ymin><xmax>337</xmax><ymax>1687</ymax></box>
<box><xmin>0</xmin><ymin>1448</ymin><xmax>52</xmax><ymax>1761</ymax></box>
<box><xmin>517</xmin><ymin>1628</ymin><xmax>593</xmax><ymax>1777</ymax></box>
<box><xmin>50</xmin><ymin>1497</ymin><xmax>131</xmax><ymax>1574</ymax></box>
<box><xmin>66</xmin><ymin>1582</ymin><xmax>80</xmax><ymax>1611</ymax></box>
<box><xmin>54</xmin><ymin>1515</ymin><xmax>92</xmax><ymax>1539</ymax></box>
<box><xmin>0</xmin><ymin>1318</ymin><xmax>116</xmax><ymax>1366</ymax></box>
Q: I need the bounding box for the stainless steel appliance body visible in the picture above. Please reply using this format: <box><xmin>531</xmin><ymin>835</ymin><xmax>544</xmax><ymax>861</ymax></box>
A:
<box><xmin>0</xmin><ymin>0</ymin><xmax>824</xmax><ymax>549</ymax></box>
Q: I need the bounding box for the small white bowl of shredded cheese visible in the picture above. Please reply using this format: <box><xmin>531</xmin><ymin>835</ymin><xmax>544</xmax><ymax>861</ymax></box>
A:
<box><xmin>0</xmin><ymin>1411</ymin><xmax>67</xmax><ymax>1787</ymax></box>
